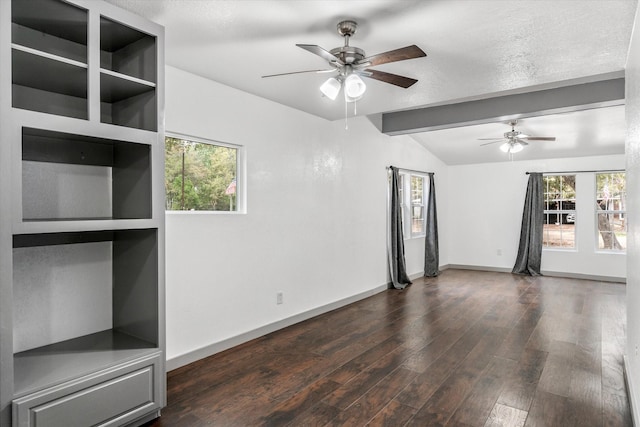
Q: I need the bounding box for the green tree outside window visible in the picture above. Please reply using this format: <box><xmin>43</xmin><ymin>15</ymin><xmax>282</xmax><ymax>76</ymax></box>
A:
<box><xmin>165</xmin><ymin>136</ymin><xmax>238</xmax><ymax>211</ymax></box>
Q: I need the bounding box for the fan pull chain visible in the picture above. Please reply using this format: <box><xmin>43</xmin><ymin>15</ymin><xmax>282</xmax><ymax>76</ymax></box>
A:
<box><xmin>344</xmin><ymin>96</ymin><xmax>349</xmax><ymax>130</ymax></box>
<box><xmin>343</xmin><ymin>98</ymin><xmax>359</xmax><ymax>130</ymax></box>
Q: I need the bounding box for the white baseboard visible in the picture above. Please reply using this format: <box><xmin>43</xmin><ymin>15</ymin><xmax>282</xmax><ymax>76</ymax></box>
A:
<box><xmin>166</xmin><ymin>283</ymin><xmax>388</xmax><ymax>371</ymax></box>
<box><xmin>442</xmin><ymin>264</ymin><xmax>511</xmax><ymax>273</ymax></box>
<box><xmin>441</xmin><ymin>264</ymin><xmax>626</xmax><ymax>284</ymax></box>
<box><xmin>624</xmin><ymin>356</ymin><xmax>639</xmax><ymax>426</ymax></box>
<box><xmin>541</xmin><ymin>270</ymin><xmax>626</xmax><ymax>283</ymax></box>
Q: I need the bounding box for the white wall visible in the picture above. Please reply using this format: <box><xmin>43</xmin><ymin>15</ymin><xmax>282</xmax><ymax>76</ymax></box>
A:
<box><xmin>164</xmin><ymin>66</ymin><xmax>448</xmax><ymax>367</ymax></box>
<box><xmin>446</xmin><ymin>155</ymin><xmax>626</xmax><ymax>280</ymax></box>
<box><xmin>164</xmin><ymin>64</ymin><xmax>629</xmax><ymax>370</ymax></box>
<box><xmin>625</xmin><ymin>2</ymin><xmax>640</xmax><ymax>422</ymax></box>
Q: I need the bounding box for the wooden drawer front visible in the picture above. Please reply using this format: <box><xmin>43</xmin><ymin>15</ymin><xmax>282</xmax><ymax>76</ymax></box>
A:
<box><xmin>13</xmin><ymin>353</ymin><xmax>161</xmax><ymax>427</ymax></box>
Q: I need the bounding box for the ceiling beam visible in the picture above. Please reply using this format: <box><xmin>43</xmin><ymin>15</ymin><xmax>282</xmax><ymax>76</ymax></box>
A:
<box><xmin>381</xmin><ymin>77</ymin><xmax>625</xmax><ymax>135</ymax></box>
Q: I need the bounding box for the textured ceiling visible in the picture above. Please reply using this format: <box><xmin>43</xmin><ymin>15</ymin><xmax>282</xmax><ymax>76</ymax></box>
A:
<box><xmin>104</xmin><ymin>0</ymin><xmax>636</xmax><ymax>163</ymax></box>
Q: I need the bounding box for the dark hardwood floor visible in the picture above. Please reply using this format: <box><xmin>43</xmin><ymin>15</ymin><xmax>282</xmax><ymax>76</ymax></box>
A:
<box><xmin>145</xmin><ymin>269</ymin><xmax>631</xmax><ymax>426</ymax></box>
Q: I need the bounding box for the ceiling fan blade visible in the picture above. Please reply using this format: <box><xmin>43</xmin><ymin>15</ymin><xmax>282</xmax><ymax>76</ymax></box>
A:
<box><xmin>359</xmin><ymin>45</ymin><xmax>426</xmax><ymax>67</ymax></box>
<box><xmin>296</xmin><ymin>44</ymin><xmax>344</xmax><ymax>66</ymax></box>
<box><xmin>363</xmin><ymin>69</ymin><xmax>418</xmax><ymax>88</ymax></box>
<box><xmin>522</xmin><ymin>136</ymin><xmax>556</xmax><ymax>141</ymax></box>
<box><xmin>480</xmin><ymin>140</ymin><xmax>503</xmax><ymax>146</ymax></box>
<box><xmin>477</xmin><ymin>138</ymin><xmax>505</xmax><ymax>141</ymax></box>
<box><xmin>515</xmin><ymin>139</ymin><xmax>529</xmax><ymax>145</ymax></box>
<box><xmin>262</xmin><ymin>69</ymin><xmax>336</xmax><ymax>78</ymax></box>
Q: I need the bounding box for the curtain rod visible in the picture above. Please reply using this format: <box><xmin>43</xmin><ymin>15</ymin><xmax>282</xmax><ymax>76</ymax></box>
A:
<box><xmin>387</xmin><ymin>166</ymin><xmax>434</xmax><ymax>175</ymax></box>
<box><xmin>526</xmin><ymin>169</ymin><xmax>625</xmax><ymax>175</ymax></box>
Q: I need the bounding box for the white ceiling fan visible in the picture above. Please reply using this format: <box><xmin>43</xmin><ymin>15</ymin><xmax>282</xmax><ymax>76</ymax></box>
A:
<box><xmin>262</xmin><ymin>20</ymin><xmax>426</xmax><ymax>103</ymax></box>
<box><xmin>479</xmin><ymin>120</ymin><xmax>556</xmax><ymax>154</ymax></box>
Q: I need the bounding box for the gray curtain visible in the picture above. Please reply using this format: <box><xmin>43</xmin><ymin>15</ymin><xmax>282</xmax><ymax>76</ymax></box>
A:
<box><xmin>512</xmin><ymin>172</ymin><xmax>544</xmax><ymax>275</ymax></box>
<box><xmin>424</xmin><ymin>173</ymin><xmax>439</xmax><ymax>277</ymax></box>
<box><xmin>388</xmin><ymin>167</ymin><xmax>412</xmax><ymax>289</ymax></box>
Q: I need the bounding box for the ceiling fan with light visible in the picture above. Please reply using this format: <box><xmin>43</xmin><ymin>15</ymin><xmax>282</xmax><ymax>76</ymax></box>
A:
<box><xmin>479</xmin><ymin>120</ymin><xmax>556</xmax><ymax>155</ymax></box>
<box><xmin>262</xmin><ymin>20</ymin><xmax>426</xmax><ymax>104</ymax></box>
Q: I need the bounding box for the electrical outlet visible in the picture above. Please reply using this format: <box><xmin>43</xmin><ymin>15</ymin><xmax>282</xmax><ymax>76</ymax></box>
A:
<box><xmin>497</xmin><ymin>249</ymin><xmax>502</xmax><ymax>256</ymax></box>
<box><xmin>277</xmin><ymin>292</ymin><xmax>283</xmax><ymax>305</ymax></box>
<box><xmin>636</xmin><ymin>345</ymin><xmax>638</xmax><ymax>356</ymax></box>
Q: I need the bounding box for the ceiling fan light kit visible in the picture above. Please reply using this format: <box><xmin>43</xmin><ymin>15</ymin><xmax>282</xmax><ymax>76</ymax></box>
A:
<box><xmin>263</xmin><ymin>19</ymin><xmax>426</xmax><ymax>116</ymax></box>
<box><xmin>320</xmin><ymin>76</ymin><xmax>342</xmax><ymax>100</ymax></box>
<box><xmin>343</xmin><ymin>73</ymin><xmax>366</xmax><ymax>100</ymax></box>
<box><xmin>500</xmin><ymin>141</ymin><xmax>524</xmax><ymax>154</ymax></box>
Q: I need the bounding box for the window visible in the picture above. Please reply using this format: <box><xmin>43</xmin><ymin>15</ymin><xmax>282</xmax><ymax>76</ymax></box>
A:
<box><xmin>165</xmin><ymin>135</ymin><xmax>240</xmax><ymax>211</ymax></box>
<box><xmin>410</xmin><ymin>175</ymin><xmax>425</xmax><ymax>235</ymax></box>
<box><xmin>543</xmin><ymin>175</ymin><xmax>576</xmax><ymax>248</ymax></box>
<box><xmin>596</xmin><ymin>172</ymin><xmax>626</xmax><ymax>251</ymax></box>
<box><xmin>399</xmin><ymin>172</ymin><xmax>427</xmax><ymax>238</ymax></box>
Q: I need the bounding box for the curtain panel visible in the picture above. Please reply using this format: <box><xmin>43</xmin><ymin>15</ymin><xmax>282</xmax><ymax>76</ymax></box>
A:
<box><xmin>512</xmin><ymin>172</ymin><xmax>544</xmax><ymax>275</ymax></box>
<box><xmin>424</xmin><ymin>173</ymin><xmax>439</xmax><ymax>277</ymax></box>
<box><xmin>387</xmin><ymin>167</ymin><xmax>412</xmax><ymax>289</ymax></box>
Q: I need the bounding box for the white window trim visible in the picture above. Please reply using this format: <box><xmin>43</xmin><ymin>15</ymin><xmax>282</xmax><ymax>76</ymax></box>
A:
<box><xmin>165</xmin><ymin>131</ymin><xmax>246</xmax><ymax>214</ymax></box>
<box><xmin>400</xmin><ymin>172</ymin><xmax>428</xmax><ymax>240</ymax></box>
<box><xmin>542</xmin><ymin>174</ymin><xmax>577</xmax><ymax>250</ymax></box>
<box><xmin>595</xmin><ymin>172</ymin><xmax>626</xmax><ymax>252</ymax></box>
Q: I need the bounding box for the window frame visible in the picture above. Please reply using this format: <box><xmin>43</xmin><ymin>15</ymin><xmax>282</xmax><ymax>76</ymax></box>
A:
<box><xmin>542</xmin><ymin>174</ymin><xmax>577</xmax><ymax>250</ymax></box>
<box><xmin>595</xmin><ymin>172</ymin><xmax>626</xmax><ymax>252</ymax></box>
<box><xmin>399</xmin><ymin>172</ymin><xmax>428</xmax><ymax>239</ymax></box>
<box><xmin>164</xmin><ymin>131</ymin><xmax>245</xmax><ymax>214</ymax></box>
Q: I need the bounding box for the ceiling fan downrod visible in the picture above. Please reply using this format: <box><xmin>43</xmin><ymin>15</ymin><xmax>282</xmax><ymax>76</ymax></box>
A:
<box><xmin>331</xmin><ymin>21</ymin><xmax>366</xmax><ymax>66</ymax></box>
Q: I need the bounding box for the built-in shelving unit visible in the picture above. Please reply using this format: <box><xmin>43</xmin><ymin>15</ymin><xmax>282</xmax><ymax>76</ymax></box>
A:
<box><xmin>11</xmin><ymin>0</ymin><xmax>88</xmax><ymax>119</ymax></box>
<box><xmin>0</xmin><ymin>0</ymin><xmax>165</xmax><ymax>426</ymax></box>
<box><xmin>100</xmin><ymin>16</ymin><xmax>157</xmax><ymax>131</ymax></box>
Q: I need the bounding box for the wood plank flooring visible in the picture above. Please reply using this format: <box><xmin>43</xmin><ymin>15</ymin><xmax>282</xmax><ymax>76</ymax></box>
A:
<box><xmin>144</xmin><ymin>269</ymin><xmax>631</xmax><ymax>426</ymax></box>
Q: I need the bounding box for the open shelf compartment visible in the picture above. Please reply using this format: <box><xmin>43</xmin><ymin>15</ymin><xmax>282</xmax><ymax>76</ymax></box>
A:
<box><xmin>22</xmin><ymin>127</ymin><xmax>152</xmax><ymax>221</ymax></box>
<box><xmin>100</xmin><ymin>16</ymin><xmax>156</xmax><ymax>83</ymax></box>
<box><xmin>12</xmin><ymin>228</ymin><xmax>159</xmax><ymax>396</ymax></box>
<box><xmin>12</xmin><ymin>48</ymin><xmax>88</xmax><ymax>119</ymax></box>
<box><xmin>100</xmin><ymin>72</ymin><xmax>157</xmax><ymax>132</ymax></box>
<box><xmin>11</xmin><ymin>0</ymin><xmax>88</xmax><ymax>119</ymax></box>
<box><xmin>12</xmin><ymin>0</ymin><xmax>87</xmax><ymax>63</ymax></box>
<box><xmin>100</xmin><ymin>16</ymin><xmax>157</xmax><ymax>131</ymax></box>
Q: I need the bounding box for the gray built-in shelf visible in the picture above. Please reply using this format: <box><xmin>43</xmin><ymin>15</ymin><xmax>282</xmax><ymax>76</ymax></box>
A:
<box><xmin>12</xmin><ymin>46</ymin><xmax>88</xmax><ymax>119</ymax></box>
<box><xmin>100</xmin><ymin>70</ymin><xmax>157</xmax><ymax>131</ymax></box>
<box><xmin>100</xmin><ymin>16</ymin><xmax>157</xmax><ymax>131</ymax></box>
<box><xmin>1</xmin><ymin>0</ymin><xmax>165</xmax><ymax>425</ymax></box>
<box><xmin>13</xmin><ymin>228</ymin><xmax>159</xmax><ymax>397</ymax></box>
<box><xmin>11</xmin><ymin>0</ymin><xmax>159</xmax><ymax>131</ymax></box>
<box><xmin>11</xmin><ymin>0</ymin><xmax>88</xmax><ymax>52</ymax></box>
<box><xmin>11</xmin><ymin>0</ymin><xmax>88</xmax><ymax>119</ymax></box>
<box><xmin>13</xmin><ymin>330</ymin><xmax>158</xmax><ymax>398</ymax></box>
<box><xmin>100</xmin><ymin>16</ymin><xmax>156</xmax><ymax>83</ymax></box>
<box><xmin>22</xmin><ymin>127</ymin><xmax>152</xmax><ymax>221</ymax></box>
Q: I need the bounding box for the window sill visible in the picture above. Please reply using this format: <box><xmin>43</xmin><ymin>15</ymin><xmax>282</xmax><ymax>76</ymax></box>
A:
<box><xmin>404</xmin><ymin>235</ymin><xmax>426</xmax><ymax>241</ymax></box>
<box><xmin>166</xmin><ymin>210</ymin><xmax>246</xmax><ymax>215</ymax></box>
<box><xmin>594</xmin><ymin>250</ymin><xmax>626</xmax><ymax>255</ymax></box>
<box><xmin>543</xmin><ymin>247</ymin><xmax>578</xmax><ymax>253</ymax></box>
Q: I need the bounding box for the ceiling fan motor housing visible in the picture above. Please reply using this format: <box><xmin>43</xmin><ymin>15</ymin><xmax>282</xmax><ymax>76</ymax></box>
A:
<box><xmin>330</xmin><ymin>46</ymin><xmax>365</xmax><ymax>64</ymax></box>
<box><xmin>504</xmin><ymin>130</ymin><xmax>523</xmax><ymax>139</ymax></box>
